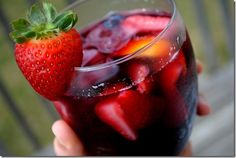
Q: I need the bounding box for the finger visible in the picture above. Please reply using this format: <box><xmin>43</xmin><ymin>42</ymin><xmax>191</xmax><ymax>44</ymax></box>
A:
<box><xmin>196</xmin><ymin>60</ymin><xmax>203</xmax><ymax>74</ymax></box>
<box><xmin>54</xmin><ymin>137</ymin><xmax>70</xmax><ymax>156</ymax></box>
<box><xmin>179</xmin><ymin>141</ymin><xmax>192</xmax><ymax>156</ymax></box>
<box><xmin>197</xmin><ymin>95</ymin><xmax>211</xmax><ymax>116</ymax></box>
<box><xmin>52</xmin><ymin>120</ymin><xmax>85</xmax><ymax>156</ymax></box>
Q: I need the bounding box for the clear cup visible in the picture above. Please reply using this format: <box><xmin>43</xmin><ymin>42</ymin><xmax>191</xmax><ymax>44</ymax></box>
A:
<box><xmin>53</xmin><ymin>0</ymin><xmax>198</xmax><ymax>155</ymax></box>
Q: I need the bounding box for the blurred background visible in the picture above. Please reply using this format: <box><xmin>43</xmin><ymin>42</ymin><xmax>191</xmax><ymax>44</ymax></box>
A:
<box><xmin>0</xmin><ymin>0</ymin><xmax>234</xmax><ymax>156</ymax></box>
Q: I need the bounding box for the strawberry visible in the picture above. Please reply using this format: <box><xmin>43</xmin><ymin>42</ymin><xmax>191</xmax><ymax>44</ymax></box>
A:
<box><xmin>10</xmin><ymin>2</ymin><xmax>83</xmax><ymax>100</ymax></box>
<box><xmin>122</xmin><ymin>15</ymin><xmax>170</xmax><ymax>34</ymax></box>
<box><xmin>159</xmin><ymin>51</ymin><xmax>188</xmax><ymax>127</ymax></box>
<box><xmin>126</xmin><ymin>61</ymin><xmax>155</xmax><ymax>93</ymax></box>
<box><xmin>127</xmin><ymin>62</ymin><xmax>150</xmax><ymax>84</ymax></box>
<box><xmin>160</xmin><ymin>51</ymin><xmax>186</xmax><ymax>90</ymax></box>
<box><xmin>118</xmin><ymin>90</ymin><xmax>164</xmax><ymax>130</ymax></box>
<box><xmin>136</xmin><ymin>77</ymin><xmax>155</xmax><ymax>94</ymax></box>
<box><xmin>95</xmin><ymin>96</ymin><xmax>137</xmax><ymax>141</ymax></box>
<box><xmin>53</xmin><ymin>98</ymin><xmax>77</xmax><ymax>129</ymax></box>
<box><xmin>95</xmin><ymin>90</ymin><xmax>164</xmax><ymax>140</ymax></box>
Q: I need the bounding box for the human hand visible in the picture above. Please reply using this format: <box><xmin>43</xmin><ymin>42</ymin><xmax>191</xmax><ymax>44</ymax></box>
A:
<box><xmin>52</xmin><ymin>61</ymin><xmax>211</xmax><ymax>156</ymax></box>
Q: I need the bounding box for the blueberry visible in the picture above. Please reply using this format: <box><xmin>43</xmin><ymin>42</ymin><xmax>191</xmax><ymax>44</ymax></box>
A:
<box><xmin>103</xmin><ymin>14</ymin><xmax>125</xmax><ymax>29</ymax></box>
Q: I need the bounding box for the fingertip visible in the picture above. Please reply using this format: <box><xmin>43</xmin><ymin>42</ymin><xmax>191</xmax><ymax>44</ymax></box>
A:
<box><xmin>52</xmin><ymin>120</ymin><xmax>65</xmax><ymax>136</ymax></box>
<box><xmin>179</xmin><ymin>141</ymin><xmax>192</xmax><ymax>156</ymax></box>
<box><xmin>197</xmin><ymin>96</ymin><xmax>212</xmax><ymax>116</ymax></box>
<box><xmin>51</xmin><ymin>119</ymin><xmax>77</xmax><ymax>145</ymax></box>
<box><xmin>196</xmin><ymin>60</ymin><xmax>203</xmax><ymax>74</ymax></box>
<box><xmin>52</xmin><ymin>120</ymin><xmax>85</xmax><ymax>156</ymax></box>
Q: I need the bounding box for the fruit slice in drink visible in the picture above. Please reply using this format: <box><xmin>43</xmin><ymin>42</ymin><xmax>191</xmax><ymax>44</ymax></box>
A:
<box><xmin>159</xmin><ymin>51</ymin><xmax>188</xmax><ymax>127</ymax></box>
<box><xmin>95</xmin><ymin>90</ymin><xmax>164</xmax><ymax>141</ymax></box>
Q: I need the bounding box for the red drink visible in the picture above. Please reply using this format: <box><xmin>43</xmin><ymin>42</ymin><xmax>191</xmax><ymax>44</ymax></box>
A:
<box><xmin>53</xmin><ymin>9</ymin><xmax>198</xmax><ymax>156</ymax></box>
<box><xmin>9</xmin><ymin>0</ymin><xmax>198</xmax><ymax>156</ymax></box>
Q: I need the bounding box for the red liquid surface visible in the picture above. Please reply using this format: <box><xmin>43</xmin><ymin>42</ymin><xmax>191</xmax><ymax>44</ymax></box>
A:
<box><xmin>53</xmin><ymin>10</ymin><xmax>198</xmax><ymax>156</ymax></box>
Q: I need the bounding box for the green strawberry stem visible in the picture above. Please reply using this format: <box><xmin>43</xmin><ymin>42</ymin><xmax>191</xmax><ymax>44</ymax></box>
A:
<box><xmin>10</xmin><ymin>1</ymin><xmax>78</xmax><ymax>43</ymax></box>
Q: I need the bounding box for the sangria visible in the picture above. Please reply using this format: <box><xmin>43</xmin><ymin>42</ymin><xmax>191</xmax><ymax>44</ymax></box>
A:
<box><xmin>54</xmin><ymin>0</ymin><xmax>198</xmax><ymax>156</ymax></box>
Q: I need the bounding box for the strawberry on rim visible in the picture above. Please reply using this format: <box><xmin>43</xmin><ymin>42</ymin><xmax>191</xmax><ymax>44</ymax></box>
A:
<box><xmin>10</xmin><ymin>2</ymin><xmax>83</xmax><ymax>100</ymax></box>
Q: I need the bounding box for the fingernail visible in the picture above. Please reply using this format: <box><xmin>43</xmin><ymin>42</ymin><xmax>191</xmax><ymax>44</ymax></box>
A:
<box><xmin>52</xmin><ymin>126</ymin><xmax>66</xmax><ymax>149</ymax></box>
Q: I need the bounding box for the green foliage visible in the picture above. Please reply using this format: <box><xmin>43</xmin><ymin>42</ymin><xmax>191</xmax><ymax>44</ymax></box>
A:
<box><xmin>10</xmin><ymin>2</ymin><xmax>78</xmax><ymax>43</ymax></box>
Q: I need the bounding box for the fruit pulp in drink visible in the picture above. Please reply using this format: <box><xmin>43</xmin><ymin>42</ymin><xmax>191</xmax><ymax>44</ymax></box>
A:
<box><xmin>53</xmin><ymin>10</ymin><xmax>198</xmax><ymax>155</ymax></box>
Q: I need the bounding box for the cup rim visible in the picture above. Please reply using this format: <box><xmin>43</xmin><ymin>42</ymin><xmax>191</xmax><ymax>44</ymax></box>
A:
<box><xmin>70</xmin><ymin>0</ymin><xmax>177</xmax><ymax>72</ymax></box>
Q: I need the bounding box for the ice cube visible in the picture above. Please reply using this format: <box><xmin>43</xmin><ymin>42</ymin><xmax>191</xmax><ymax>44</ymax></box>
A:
<box><xmin>85</xmin><ymin>14</ymin><xmax>132</xmax><ymax>54</ymax></box>
<box><xmin>103</xmin><ymin>14</ymin><xmax>125</xmax><ymax>29</ymax></box>
<box><xmin>82</xmin><ymin>49</ymin><xmax>107</xmax><ymax>66</ymax></box>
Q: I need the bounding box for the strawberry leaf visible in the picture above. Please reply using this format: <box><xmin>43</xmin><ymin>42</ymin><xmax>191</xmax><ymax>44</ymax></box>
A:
<box><xmin>53</xmin><ymin>11</ymin><xmax>77</xmax><ymax>32</ymax></box>
<box><xmin>10</xmin><ymin>30</ymin><xmax>28</xmax><ymax>43</ymax></box>
<box><xmin>73</xmin><ymin>14</ymin><xmax>78</xmax><ymax>26</ymax></box>
<box><xmin>53</xmin><ymin>11</ymin><xmax>74</xmax><ymax>26</ymax></box>
<box><xmin>14</xmin><ymin>36</ymin><xmax>28</xmax><ymax>43</ymax></box>
<box><xmin>10</xmin><ymin>29</ymin><xmax>36</xmax><ymax>43</ymax></box>
<box><xmin>11</xmin><ymin>18</ymin><xmax>30</xmax><ymax>30</ymax></box>
<box><xmin>42</xmin><ymin>2</ymin><xmax>57</xmax><ymax>22</ymax></box>
<box><xmin>10</xmin><ymin>2</ymin><xmax>78</xmax><ymax>43</ymax></box>
<box><xmin>58</xmin><ymin>14</ymin><xmax>76</xmax><ymax>31</ymax></box>
<box><xmin>22</xmin><ymin>31</ymin><xmax>36</xmax><ymax>38</ymax></box>
<box><xmin>10</xmin><ymin>30</ymin><xmax>25</xmax><ymax>38</ymax></box>
<box><xmin>27</xmin><ymin>3</ymin><xmax>46</xmax><ymax>25</ymax></box>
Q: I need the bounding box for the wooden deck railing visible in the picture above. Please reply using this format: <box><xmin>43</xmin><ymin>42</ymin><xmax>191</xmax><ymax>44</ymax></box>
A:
<box><xmin>0</xmin><ymin>0</ymin><xmax>234</xmax><ymax>156</ymax></box>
